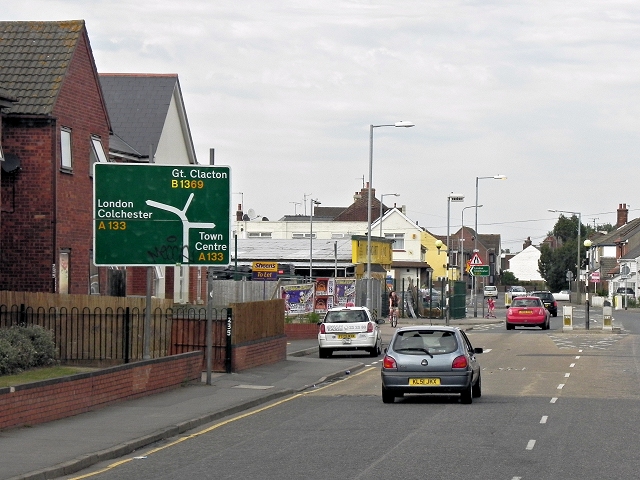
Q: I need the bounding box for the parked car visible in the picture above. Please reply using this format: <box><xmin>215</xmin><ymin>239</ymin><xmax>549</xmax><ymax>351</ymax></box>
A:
<box><xmin>615</xmin><ymin>287</ymin><xmax>635</xmax><ymax>299</ymax></box>
<box><xmin>506</xmin><ymin>296</ymin><xmax>550</xmax><ymax>330</ymax></box>
<box><xmin>507</xmin><ymin>286</ymin><xmax>527</xmax><ymax>298</ymax></box>
<box><xmin>381</xmin><ymin>326</ymin><xmax>483</xmax><ymax>404</ymax></box>
<box><xmin>483</xmin><ymin>285</ymin><xmax>498</xmax><ymax>297</ymax></box>
<box><xmin>530</xmin><ymin>291</ymin><xmax>558</xmax><ymax>317</ymax></box>
<box><xmin>317</xmin><ymin>306</ymin><xmax>382</xmax><ymax>358</ymax></box>
<box><xmin>552</xmin><ymin>290</ymin><xmax>571</xmax><ymax>301</ymax></box>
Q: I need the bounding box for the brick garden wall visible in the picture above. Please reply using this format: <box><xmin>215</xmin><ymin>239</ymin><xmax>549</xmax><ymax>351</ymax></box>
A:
<box><xmin>231</xmin><ymin>335</ymin><xmax>287</xmax><ymax>372</ymax></box>
<box><xmin>0</xmin><ymin>351</ymin><xmax>202</xmax><ymax>430</ymax></box>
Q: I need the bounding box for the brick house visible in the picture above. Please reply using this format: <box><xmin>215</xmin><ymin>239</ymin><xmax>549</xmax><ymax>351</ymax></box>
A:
<box><xmin>0</xmin><ymin>20</ymin><xmax>111</xmax><ymax>294</ymax></box>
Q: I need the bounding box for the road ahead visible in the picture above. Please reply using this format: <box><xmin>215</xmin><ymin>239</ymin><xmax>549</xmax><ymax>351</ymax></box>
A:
<box><xmin>64</xmin><ymin>313</ymin><xmax>640</xmax><ymax>480</ymax></box>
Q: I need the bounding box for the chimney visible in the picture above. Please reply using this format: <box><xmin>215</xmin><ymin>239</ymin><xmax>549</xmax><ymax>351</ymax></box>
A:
<box><xmin>523</xmin><ymin>236</ymin><xmax>532</xmax><ymax>249</ymax></box>
<box><xmin>617</xmin><ymin>203</ymin><xmax>629</xmax><ymax>227</ymax></box>
<box><xmin>236</xmin><ymin>203</ymin><xmax>243</xmax><ymax>221</ymax></box>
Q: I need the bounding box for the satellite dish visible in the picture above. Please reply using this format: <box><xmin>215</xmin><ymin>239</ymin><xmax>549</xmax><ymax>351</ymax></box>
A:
<box><xmin>247</xmin><ymin>208</ymin><xmax>256</xmax><ymax>219</ymax></box>
<box><xmin>1</xmin><ymin>153</ymin><xmax>20</xmax><ymax>173</ymax></box>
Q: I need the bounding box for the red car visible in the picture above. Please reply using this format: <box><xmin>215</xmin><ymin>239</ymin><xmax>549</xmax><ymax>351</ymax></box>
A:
<box><xmin>506</xmin><ymin>296</ymin><xmax>550</xmax><ymax>330</ymax></box>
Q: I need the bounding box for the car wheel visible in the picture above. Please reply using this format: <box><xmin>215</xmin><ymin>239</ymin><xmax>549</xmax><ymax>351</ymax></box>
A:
<box><xmin>370</xmin><ymin>340</ymin><xmax>382</xmax><ymax>357</ymax></box>
<box><xmin>472</xmin><ymin>373</ymin><xmax>482</xmax><ymax>398</ymax></box>
<box><xmin>461</xmin><ymin>382</ymin><xmax>473</xmax><ymax>404</ymax></box>
<box><xmin>319</xmin><ymin>348</ymin><xmax>331</xmax><ymax>359</ymax></box>
<box><xmin>382</xmin><ymin>386</ymin><xmax>395</xmax><ymax>404</ymax></box>
<box><xmin>552</xmin><ymin>311</ymin><xmax>557</xmax><ymax>317</ymax></box>
<box><xmin>506</xmin><ymin>322</ymin><xmax>514</xmax><ymax>330</ymax></box>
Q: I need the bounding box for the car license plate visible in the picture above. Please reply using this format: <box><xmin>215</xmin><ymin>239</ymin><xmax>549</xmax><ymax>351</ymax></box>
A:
<box><xmin>336</xmin><ymin>334</ymin><xmax>356</xmax><ymax>339</ymax></box>
<box><xmin>409</xmin><ymin>378</ymin><xmax>440</xmax><ymax>386</ymax></box>
<box><xmin>520</xmin><ymin>310</ymin><xmax>532</xmax><ymax>314</ymax></box>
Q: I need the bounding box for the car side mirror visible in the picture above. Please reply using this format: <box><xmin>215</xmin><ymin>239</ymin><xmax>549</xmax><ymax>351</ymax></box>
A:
<box><xmin>383</xmin><ymin>347</ymin><xmax>388</xmax><ymax>354</ymax></box>
<box><xmin>474</xmin><ymin>347</ymin><xmax>483</xmax><ymax>354</ymax></box>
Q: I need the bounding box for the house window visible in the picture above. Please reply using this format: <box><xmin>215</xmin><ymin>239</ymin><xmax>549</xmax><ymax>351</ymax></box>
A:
<box><xmin>59</xmin><ymin>249</ymin><xmax>70</xmax><ymax>294</ymax></box>
<box><xmin>385</xmin><ymin>233</ymin><xmax>405</xmax><ymax>250</ymax></box>
<box><xmin>89</xmin><ymin>136</ymin><xmax>108</xmax><ymax>175</ymax></box>
<box><xmin>247</xmin><ymin>232</ymin><xmax>272</xmax><ymax>238</ymax></box>
<box><xmin>61</xmin><ymin>128</ymin><xmax>72</xmax><ymax>170</ymax></box>
<box><xmin>331</xmin><ymin>233</ymin><xmax>347</xmax><ymax>239</ymax></box>
<box><xmin>292</xmin><ymin>233</ymin><xmax>314</xmax><ymax>239</ymax></box>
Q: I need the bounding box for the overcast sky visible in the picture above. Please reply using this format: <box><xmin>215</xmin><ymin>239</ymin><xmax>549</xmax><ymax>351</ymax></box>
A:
<box><xmin>6</xmin><ymin>1</ymin><xmax>640</xmax><ymax>252</ymax></box>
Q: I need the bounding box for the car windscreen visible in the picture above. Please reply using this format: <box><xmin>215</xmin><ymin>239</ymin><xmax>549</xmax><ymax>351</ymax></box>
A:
<box><xmin>392</xmin><ymin>330</ymin><xmax>458</xmax><ymax>354</ymax></box>
<box><xmin>323</xmin><ymin>310</ymin><xmax>367</xmax><ymax>323</ymax></box>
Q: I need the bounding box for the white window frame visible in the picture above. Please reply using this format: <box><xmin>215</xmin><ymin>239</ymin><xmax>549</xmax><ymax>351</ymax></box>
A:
<box><xmin>247</xmin><ymin>232</ymin><xmax>272</xmax><ymax>238</ymax></box>
<box><xmin>292</xmin><ymin>233</ymin><xmax>314</xmax><ymax>239</ymax></box>
<box><xmin>90</xmin><ymin>136</ymin><xmax>109</xmax><ymax>174</ymax></box>
<box><xmin>61</xmin><ymin>128</ymin><xmax>72</xmax><ymax>170</ymax></box>
<box><xmin>385</xmin><ymin>233</ymin><xmax>405</xmax><ymax>250</ymax></box>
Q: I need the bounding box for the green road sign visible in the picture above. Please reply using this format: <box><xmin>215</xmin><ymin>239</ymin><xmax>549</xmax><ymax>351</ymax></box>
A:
<box><xmin>469</xmin><ymin>265</ymin><xmax>490</xmax><ymax>277</ymax></box>
<box><xmin>94</xmin><ymin>163</ymin><xmax>230</xmax><ymax>266</ymax></box>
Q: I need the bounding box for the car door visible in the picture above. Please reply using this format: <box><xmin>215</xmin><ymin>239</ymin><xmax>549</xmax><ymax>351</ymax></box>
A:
<box><xmin>460</xmin><ymin>331</ymin><xmax>480</xmax><ymax>382</ymax></box>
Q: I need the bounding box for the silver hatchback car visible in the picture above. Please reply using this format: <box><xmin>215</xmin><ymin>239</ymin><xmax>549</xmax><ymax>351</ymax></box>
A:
<box><xmin>381</xmin><ymin>326</ymin><xmax>483</xmax><ymax>404</ymax></box>
<box><xmin>317</xmin><ymin>307</ymin><xmax>382</xmax><ymax>358</ymax></box>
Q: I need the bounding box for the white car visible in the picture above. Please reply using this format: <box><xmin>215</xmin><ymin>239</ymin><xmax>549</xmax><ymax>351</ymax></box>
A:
<box><xmin>507</xmin><ymin>286</ymin><xmax>528</xmax><ymax>298</ymax></box>
<box><xmin>553</xmin><ymin>290</ymin><xmax>571</xmax><ymax>301</ymax></box>
<box><xmin>483</xmin><ymin>285</ymin><xmax>498</xmax><ymax>298</ymax></box>
<box><xmin>318</xmin><ymin>307</ymin><xmax>382</xmax><ymax>358</ymax></box>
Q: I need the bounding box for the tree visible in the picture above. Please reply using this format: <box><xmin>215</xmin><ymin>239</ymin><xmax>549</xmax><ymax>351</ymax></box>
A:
<box><xmin>501</xmin><ymin>270</ymin><xmax>519</xmax><ymax>286</ymax></box>
<box><xmin>539</xmin><ymin>215</ymin><xmax>589</xmax><ymax>291</ymax></box>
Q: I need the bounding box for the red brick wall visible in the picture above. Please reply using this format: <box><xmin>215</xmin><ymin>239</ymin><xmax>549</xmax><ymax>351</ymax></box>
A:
<box><xmin>0</xmin><ymin>118</ymin><xmax>56</xmax><ymax>291</ymax></box>
<box><xmin>232</xmin><ymin>336</ymin><xmax>287</xmax><ymax>372</ymax></box>
<box><xmin>0</xmin><ymin>351</ymin><xmax>202</xmax><ymax>430</ymax></box>
<box><xmin>284</xmin><ymin>323</ymin><xmax>319</xmax><ymax>340</ymax></box>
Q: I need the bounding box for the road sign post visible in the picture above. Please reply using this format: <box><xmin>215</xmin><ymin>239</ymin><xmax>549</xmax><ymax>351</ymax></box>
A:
<box><xmin>94</xmin><ymin>164</ymin><xmax>230</xmax><ymax>266</ymax></box>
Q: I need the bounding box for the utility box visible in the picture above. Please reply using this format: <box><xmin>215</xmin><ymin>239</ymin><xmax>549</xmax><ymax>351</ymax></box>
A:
<box><xmin>603</xmin><ymin>305</ymin><xmax>613</xmax><ymax>331</ymax></box>
<box><xmin>562</xmin><ymin>305</ymin><xmax>573</xmax><ymax>331</ymax></box>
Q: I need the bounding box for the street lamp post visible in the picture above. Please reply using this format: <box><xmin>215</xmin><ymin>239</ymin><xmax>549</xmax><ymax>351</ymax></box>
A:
<box><xmin>473</xmin><ymin>175</ymin><xmax>507</xmax><ymax>317</ymax></box>
<box><xmin>309</xmin><ymin>199</ymin><xmax>321</xmax><ymax>281</ymax></box>
<box><xmin>549</xmin><ymin>209</ymin><xmax>582</xmax><ymax>306</ymax></box>
<box><xmin>461</xmin><ymin>204</ymin><xmax>482</xmax><ymax>275</ymax></box>
<box><xmin>379</xmin><ymin>193</ymin><xmax>400</xmax><ymax>238</ymax></box>
<box><xmin>366</xmin><ymin>121</ymin><xmax>414</xmax><ymax>311</ymax></box>
<box><xmin>445</xmin><ymin>193</ymin><xmax>465</xmax><ymax>324</ymax></box>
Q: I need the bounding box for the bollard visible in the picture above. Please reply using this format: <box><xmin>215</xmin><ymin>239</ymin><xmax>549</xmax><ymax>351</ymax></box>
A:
<box><xmin>562</xmin><ymin>305</ymin><xmax>573</xmax><ymax>331</ymax></box>
<box><xmin>602</xmin><ymin>305</ymin><xmax>613</xmax><ymax>331</ymax></box>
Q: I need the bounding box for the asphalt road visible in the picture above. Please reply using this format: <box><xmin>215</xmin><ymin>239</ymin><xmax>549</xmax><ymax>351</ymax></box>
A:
<box><xmin>62</xmin><ymin>311</ymin><xmax>640</xmax><ymax>480</ymax></box>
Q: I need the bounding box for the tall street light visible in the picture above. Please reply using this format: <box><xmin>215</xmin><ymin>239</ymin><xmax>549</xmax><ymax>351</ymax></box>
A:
<box><xmin>446</xmin><ymin>193</ymin><xmax>465</xmax><ymax>324</ymax></box>
<box><xmin>379</xmin><ymin>193</ymin><xmax>400</xmax><ymax>237</ymax></box>
<box><xmin>309</xmin><ymin>199</ymin><xmax>321</xmax><ymax>281</ymax></box>
<box><xmin>461</xmin><ymin>204</ymin><xmax>482</xmax><ymax>273</ymax></box>
<box><xmin>473</xmin><ymin>174</ymin><xmax>507</xmax><ymax>317</ymax></box>
<box><xmin>549</xmin><ymin>209</ymin><xmax>581</xmax><ymax>305</ymax></box>
<box><xmin>366</xmin><ymin>121</ymin><xmax>414</xmax><ymax>311</ymax></box>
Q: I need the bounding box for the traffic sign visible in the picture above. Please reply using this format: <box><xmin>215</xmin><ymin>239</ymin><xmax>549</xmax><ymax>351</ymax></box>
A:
<box><xmin>469</xmin><ymin>265</ymin><xmax>490</xmax><ymax>276</ymax></box>
<box><xmin>94</xmin><ymin>163</ymin><xmax>230</xmax><ymax>266</ymax></box>
<box><xmin>469</xmin><ymin>253</ymin><xmax>484</xmax><ymax>265</ymax></box>
<box><xmin>589</xmin><ymin>271</ymin><xmax>600</xmax><ymax>283</ymax></box>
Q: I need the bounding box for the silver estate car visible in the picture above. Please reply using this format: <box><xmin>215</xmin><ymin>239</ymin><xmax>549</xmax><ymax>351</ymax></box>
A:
<box><xmin>318</xmin><ymin>307</ymin><xmax>382</xmax><ymax>358</ymax></box>
<box><xmin>381</xmin><ymin>326</ymin><xmax>483</xmax><ymax>404</ymax></box>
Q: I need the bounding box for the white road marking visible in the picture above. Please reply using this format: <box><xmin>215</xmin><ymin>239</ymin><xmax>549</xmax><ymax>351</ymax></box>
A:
<box><xmin>511</xmin><ymin>477</ymin><xmax>522</xmax><ymax>480</ymax></box>
<box><xmin>570</xmin><ymin>363</ymin><xmax>575</xmax><ymax>367</ymax></box>
<box><xmin>565</xmin><ymin>373</ymin><xmax>570</xmax><ymax>378</ymax></box>
<box><xmin>550</xmin><ymin>397</ymin><xmax>558</xmax><ymax>403</ymax></box>
<box><xmin>484</xmin><ymin>348</ymin><xmax>492</xmax><ymax>353</ymax></box>
<box><xmin>526</xmin><ymin>440</ymin><xmax>536</xmax><ymax>450</ymax></box>
<box><xmin>540</xmin><ymin>416</ymin><xmax>548</xmax><ymax>424</ymax></box>
<box><xmin>578</xmin><ymin>349</ymin><xmax>583</xmax><ymax>352</ymax></box>
<box><xmin>557</xmin><ymin>384</ymin><xmax>565</xmax><ymax>389</ymax></box>
<box><xmin>576</xmin><ymin>355</ymin><xmax>581</xmax><ymax>359</ymax></box>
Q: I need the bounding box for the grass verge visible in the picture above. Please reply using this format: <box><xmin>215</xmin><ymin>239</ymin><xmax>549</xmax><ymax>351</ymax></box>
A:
<box><xmin>0</xmin><ymin>366</ymin><xmax>99</xmax><ymax>388</ymax></box>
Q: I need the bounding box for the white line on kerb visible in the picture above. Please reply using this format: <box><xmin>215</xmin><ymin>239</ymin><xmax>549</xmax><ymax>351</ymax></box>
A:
<box><xmin>550</xmin><ymin>397</ymin><xmax>558</xmax><ymax>403</ymax></box>
<box><xmin>540</xmin><ymin>416</ymin><xmax>548</xmax><ymax>424</ymax></box>
<box><xmin>570</xmin><ymin>363</ymin><xmax>575</xmax><ymax>367</ymax></box>
<box><xmin>565</xmin><ymin>373</ymin><xmax>570</xmax><ymax>378</ymax></box>
<box><xmin>526</xmin><ymin>440</ymin><xmax>536</xmax><ymax>450</ymax></box>
<box><xmin>557</xmin><ymin>384</ymin><xmax>565</xmax><ymax>389</ymax></box>
<box><xmin>511</xmin><ymin>477</ymin><xmax>522</xmax><ymax>480</ymax></box>
<box><xmin>575</xmin><ymin>355</ymin><xmax>581</xmax><ymax>359</ymax></box>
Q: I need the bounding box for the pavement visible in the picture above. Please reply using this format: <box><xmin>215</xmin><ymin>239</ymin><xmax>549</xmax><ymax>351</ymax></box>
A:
<box><xmin>0</xmin><ymin>315</ymin><xmax>500</xmax><ymax>480</ymax></box>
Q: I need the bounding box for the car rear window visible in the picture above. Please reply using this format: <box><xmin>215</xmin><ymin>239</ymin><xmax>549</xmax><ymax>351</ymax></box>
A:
<box><xmin>392</xmin><ymin>330</ymin><xmax>458</xmax><ymax>354</ymax></box>
<box><xmin>323</xmin><ymin>310</ymin><xmax>367</xmax><ymax>323</ymax></box>
<box><xmin>512</xmin><ymin>298</ymin><xmax>541</xmax><ymax>307</ymax></box>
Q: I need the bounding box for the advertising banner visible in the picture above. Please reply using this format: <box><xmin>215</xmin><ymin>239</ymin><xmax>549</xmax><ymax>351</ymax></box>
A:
<box><xmin>334</xmin><ymin>278</ymin><xmax>357</xmax><ymax>307</ymax></box>
<box><xmin>281</xmin><ymin>284</ymin><xmax>314</xmax><ymax>314</ymax></box>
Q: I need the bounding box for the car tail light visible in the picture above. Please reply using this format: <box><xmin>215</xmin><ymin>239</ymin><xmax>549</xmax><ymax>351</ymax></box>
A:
<box><xmin>383</xmin><ymin>355</ymin><xmax>397</xmax><ymax>369</ymax></box>
<box><xmin>367</xmin><ymin>322</ymin><xmax>374</xmax><ymax>333</ymax></box>
<box><xmin>452</xmin><ymin>355</ymin><xmax>468</xmax><ymax>369</ymax></box>
<box><xmin>319</xmin><ymin>324</ymin><xmax>326</xmax><ymax>334</ymax></box>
